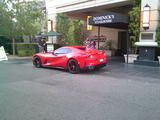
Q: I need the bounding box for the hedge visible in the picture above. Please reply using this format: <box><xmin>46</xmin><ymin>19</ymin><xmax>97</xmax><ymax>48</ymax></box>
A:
<box><xmin>16</xmin><ymin>43</ymin><xmax>38</xmax><ymax>57</ymax></box>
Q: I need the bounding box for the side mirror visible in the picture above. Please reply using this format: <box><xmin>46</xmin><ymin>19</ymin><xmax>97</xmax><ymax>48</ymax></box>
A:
<box><xmin>52</xmin><ymin>51</ymin><xmax>55</xmax><ymax>55</ymax></box>
<box><xmin>53</xmin><ymin>51</ymin><xmax>58</xmax><ymax>55</ymax></box>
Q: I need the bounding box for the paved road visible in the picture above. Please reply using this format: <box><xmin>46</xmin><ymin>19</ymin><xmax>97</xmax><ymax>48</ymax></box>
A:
<box><xmin>0</xmin><ymin>58</ymin><xmax>160</xmax><ymax>120</ymax></box>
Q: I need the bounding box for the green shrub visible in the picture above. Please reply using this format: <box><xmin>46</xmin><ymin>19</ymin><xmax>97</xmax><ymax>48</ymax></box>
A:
<box><xmin>128</xmin><ymin>0</ymin><xmax>141</xmax><ymax>54</ymax></box>
<box><xmin>56</xmin><ymin>13</ymin><xmax>83</xmax><ymax>46</ymax></box>
<box><xmin>156</xmin><ymin>22</ymin><xmax>160</xmax><ymax>47</ymax></box>
<box><xmin>17</xmin><ymin>50</ymin><xmax>27</xmax><ymax>57</ymax></box>
<box><xmin>16</xmin><ymin>43</ymin><xmax>37</xmax><ymax>57</ymax></box>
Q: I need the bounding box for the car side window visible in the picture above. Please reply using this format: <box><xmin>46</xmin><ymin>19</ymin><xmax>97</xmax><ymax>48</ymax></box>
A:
<box><xmin>54</xmin><ymin>48</ymin><xmax>72</xmax><ymax>54</ymax></box>
<box><xmin>65</xmin><ymin>48</ymin><xmax>72</xmax><ymax>53</ymax></box>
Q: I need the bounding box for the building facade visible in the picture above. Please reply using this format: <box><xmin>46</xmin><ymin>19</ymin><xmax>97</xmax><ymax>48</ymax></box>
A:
<box><xmin>45</xmin><ymin>0</ymin><xmax>160</xmax><ymax>64</ymax></box>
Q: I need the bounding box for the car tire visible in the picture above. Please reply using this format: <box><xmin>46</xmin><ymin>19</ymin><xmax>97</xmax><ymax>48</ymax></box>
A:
<box><xmin>33</xmin><ymin>56</ymin><xmax>41</xmax><ymax>68</ymax></box>
<box><xmin>67</xmin><ymin>59</ymin><xmax>80</xmax><ymax>74</ymax></box>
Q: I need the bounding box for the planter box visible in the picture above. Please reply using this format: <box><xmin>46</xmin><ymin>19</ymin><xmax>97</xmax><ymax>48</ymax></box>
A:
<box><xmin>105</xmin><ymin>50</ymin><xmax>112</xmax><ymax>56</ymax></box>
<box><xmin>158</xmin><ymin>56</ymin><xmax>160</xmax><ymax>63</ymax></box>
<box><xmin>124</xmin><ymin>54</ymin><xmax>138</xmax><ymax>63</ymax></box>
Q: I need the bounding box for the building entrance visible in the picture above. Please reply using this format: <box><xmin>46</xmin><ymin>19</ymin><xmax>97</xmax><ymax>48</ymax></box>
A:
<box><xmin>117</xmin><ymin>31</ymin><xmax>127</xmax><ymax>56</ymax></box>
<box><xmin>89</xmin><ymin>12</ymin><xmax>128</xmax><ymax>57</ymax></box>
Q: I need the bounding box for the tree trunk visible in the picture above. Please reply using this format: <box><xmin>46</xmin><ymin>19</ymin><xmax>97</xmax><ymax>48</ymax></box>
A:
<box><xmin>12</xmin><ymin>38</ymin><xmax>15</xmax><ymax>55</ymax></box>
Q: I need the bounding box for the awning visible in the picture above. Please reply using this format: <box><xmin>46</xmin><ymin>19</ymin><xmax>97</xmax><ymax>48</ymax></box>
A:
<box><xmin>89</xmin><ymin>12</ymin><xmax>128</xmax><ymax>29</ymax></box>
<box><xmin>42</xmin><ymin>31</ymin><xmax>62</xmax><ymax>37</ymax></box>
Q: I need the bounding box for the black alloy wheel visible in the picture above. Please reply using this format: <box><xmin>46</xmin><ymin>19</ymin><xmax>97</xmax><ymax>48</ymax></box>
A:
<box><xmin>67</xmin><ymin>59</ymin><xmax>80</xmax><ymax>74</ymax></box>
<box><xmin>33</xmin><ymin>57</ymin><xmax>41</xmax><ymax>68</ymax></box>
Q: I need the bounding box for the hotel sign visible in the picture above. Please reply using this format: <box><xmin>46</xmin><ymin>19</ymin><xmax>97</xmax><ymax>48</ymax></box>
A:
<box><xmin>92</xmin><ymin>14</ymin><xmax>115</xmax><ymax>24</ymax></box>
<box><xmin>89</xmin><ymin>12</ymin><xmax>128</xmax><ymax>25</ymax></box>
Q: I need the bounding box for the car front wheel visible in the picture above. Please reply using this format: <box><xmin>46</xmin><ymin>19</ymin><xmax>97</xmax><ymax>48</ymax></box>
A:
<box><xmin>33</xmin><ymin>57</ymin><xmax>41</xmax><ymax>68</ymax></box>
<box><xmin>67</xmin><ymin>59</ymin><xmax>80</xmax><ymax>74</ymax></box>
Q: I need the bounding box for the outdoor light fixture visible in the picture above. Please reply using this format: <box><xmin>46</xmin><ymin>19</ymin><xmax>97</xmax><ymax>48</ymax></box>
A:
<box><xmin>87</xmin><ymin>16</ymin><xmax>93</xmax><ymax>30</ymax></box>
<box><xmin>143</xmin><ymin>4</ymin><xmax>151</xmax><ymax>29</ymax></box>
<box><xmin>48</xmin><ymin>19</ymin><xmax>53</xmax><ymax>31</ymax></box>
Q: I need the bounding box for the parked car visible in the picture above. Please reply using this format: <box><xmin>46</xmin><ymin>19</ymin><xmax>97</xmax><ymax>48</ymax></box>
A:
<box><xmin>32</xmin><ymin>46</ymin><xmax>107</xmax><ymax>73</ymax></box>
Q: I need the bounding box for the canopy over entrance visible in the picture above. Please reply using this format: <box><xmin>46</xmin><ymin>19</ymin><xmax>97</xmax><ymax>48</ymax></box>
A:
<box><xmin>42</xmin><ymin>31</ymin><xmax>62</xmax><ymax>37</ymax></box>
<box><xmin>89</xmin><ymin>12</ymin><xmax>128</xmax><ymax>29</ymax></box>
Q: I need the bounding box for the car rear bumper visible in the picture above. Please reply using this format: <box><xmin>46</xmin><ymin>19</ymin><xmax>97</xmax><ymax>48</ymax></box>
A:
<box><xmin>84</xmin><ymin>63</ymin><xmax>106</xmax><ymax>70</ymax></box>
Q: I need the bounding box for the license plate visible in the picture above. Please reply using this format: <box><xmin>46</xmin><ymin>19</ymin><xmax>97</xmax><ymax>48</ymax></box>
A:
<box><xmin>99</xmin><ymin>58</ymin><xmax>103</xmax><ymax>62</ymax></box>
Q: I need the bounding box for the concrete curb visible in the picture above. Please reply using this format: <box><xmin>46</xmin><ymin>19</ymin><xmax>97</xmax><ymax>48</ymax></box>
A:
<box><xmin>7</xmin><ymin>55</ymin><xmax>32</xmax><ymax>60</ymax></box>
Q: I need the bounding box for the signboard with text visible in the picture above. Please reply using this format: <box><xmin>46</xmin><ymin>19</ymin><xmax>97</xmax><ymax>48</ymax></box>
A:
<box><xmin>47</xmin><ymin>44</ymin><xmax>54</xmax><ymax>52</ymax></box>
<box><xmin>0</xmin><ymin>46</ymin><xmax>8</xmax><ymax>61</ymax></box>
<box><xmin>89</xmin><ymin>12</ymin><xmax>128</xmax><ymax>25</ymax></box>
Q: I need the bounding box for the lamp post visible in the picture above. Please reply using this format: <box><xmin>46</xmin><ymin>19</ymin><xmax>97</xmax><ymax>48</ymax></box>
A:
<box><xmin>47</xmin><ymin>19</ymin><xmax>54</xmax><ymax>50</ymax></box>
<box><xmin>48</xmin><ymin>19</ymin><xmax>53</xmax><ymax>32</ymax></box>
<box><xmin>142</xmin><ymin>4</ymin><xmax>151</xmax><ymax>29</ymax></box>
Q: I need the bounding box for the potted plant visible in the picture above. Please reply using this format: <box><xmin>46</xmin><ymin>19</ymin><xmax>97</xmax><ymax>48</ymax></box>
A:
<box><xmin>100</xmin><ymin>39</ymin><xmax>112</xmax><ymax>56</ymax></box>
<box><xmin>105</xmin><ymin>39</ymin><xmax>112</xmax><ymax>56</ymax></box>
<box><xmin>156</xmin><ymin>19</ymin><xmax>160</xmax><ymax>64</ymax></box>
<box><xmin>124</xmin><ymin>0</ymin><xmax>140</xmax><ymax>63</ymax></box>
<box><xmin>124</xmin><ymin>54</ymin><xmax>138</xmax><ymax>63</ymax></box>
<box><xmin>124</xmin><ymin>36</ymin><xmax>138</xmax><ymax>63</ymax></box>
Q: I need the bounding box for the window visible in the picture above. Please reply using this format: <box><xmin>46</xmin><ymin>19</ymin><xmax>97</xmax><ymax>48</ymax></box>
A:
<box><xmin>54</xmin><ymin>48</ymin><xmax>72</xmax><ymax>54</ymax></box>
<box><xmin>141</xmin><ymin>33</ymin><xmax>154</xmax><ymax>40</ymax></box>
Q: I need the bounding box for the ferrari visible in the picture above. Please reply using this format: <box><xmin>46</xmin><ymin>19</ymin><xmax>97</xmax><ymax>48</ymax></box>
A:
<box><xmin>32</xmin><ymin>46</ymin><xmax>107</xmax><ymax>73</ymax></box>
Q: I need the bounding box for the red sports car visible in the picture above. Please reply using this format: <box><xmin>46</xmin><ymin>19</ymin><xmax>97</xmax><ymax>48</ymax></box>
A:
<box><xmin>32</xmin><ymin>46</ymin><xmax>107</xmax><ymax>73</ymax></box>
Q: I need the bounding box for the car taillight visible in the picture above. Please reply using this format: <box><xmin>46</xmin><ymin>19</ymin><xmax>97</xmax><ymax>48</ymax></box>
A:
<box><xmin>86</xmin><ymin>50</ymin><xmax>91</xmax><ymax>53</ymax></box>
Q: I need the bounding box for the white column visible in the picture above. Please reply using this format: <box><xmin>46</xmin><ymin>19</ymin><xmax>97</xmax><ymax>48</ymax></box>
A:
<box><xmin>135</xmin><ymin>0</ymin><xmax>159</xmax><ymax>47</ymax></box>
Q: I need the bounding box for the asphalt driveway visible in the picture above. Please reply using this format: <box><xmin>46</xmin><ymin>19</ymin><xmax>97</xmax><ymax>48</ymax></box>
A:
<box><xmin>0</xmin><ymin>58</ymin><xmax>160</xmax><ymax>120</ymax></box>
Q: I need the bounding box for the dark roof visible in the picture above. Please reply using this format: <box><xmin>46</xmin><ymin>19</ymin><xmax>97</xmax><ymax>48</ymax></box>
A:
<box><xmin>89</xmin><ymin>12</ymin><xmax>128</xmax><ymax>29</ymax></box>
<box><xmin>42</xmin><ymin>31</ymin><xmax>62</xmax><ymax>37</ymax></box>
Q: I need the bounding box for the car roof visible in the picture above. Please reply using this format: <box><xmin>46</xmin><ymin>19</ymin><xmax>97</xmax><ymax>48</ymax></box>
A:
<box><xmin>61</xmin><ymin>46</ymin><xmax>86</xmax><ymax>52</ymax></box>
<box><xmin>64</xmin><ymin>46</ymin><xmax>86</xmax><ymax>49</ymax></box>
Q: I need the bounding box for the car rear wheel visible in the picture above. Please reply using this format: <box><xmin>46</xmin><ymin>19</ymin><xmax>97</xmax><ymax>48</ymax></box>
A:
<box><xmin>33</xmin><ymin>57</ymin><xmax>41</xmax><ymax>68</ymax></box>
<box><xmin>67</xmin><ymin>59</ymin><xmax>80</xmax><ymax>74</ymax></box>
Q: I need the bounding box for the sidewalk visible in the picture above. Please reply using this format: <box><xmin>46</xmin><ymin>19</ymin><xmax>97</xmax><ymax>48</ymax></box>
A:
<box><xmin>7</xmin><ymin>55</ymin><xmax>32</xmax><ymax>60</ymax></box>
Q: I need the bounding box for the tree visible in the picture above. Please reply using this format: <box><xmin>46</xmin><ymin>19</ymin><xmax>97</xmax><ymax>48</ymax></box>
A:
<box><xmin>156</xmin><ymin>22</ymin><xmax>160</xmax><ymax>47</ymax></box>
<box><xmin>56</xmin><ymin>13</ymin><xmax>70</xmax><ymax>45</ymax></box>
<box><xmin>56</xmin><ymin>13</ymin><xmax>83</xmax><ymax>46</ymax></box>
<box><xmin>0</xmin><ymin>0</ymin><xmax>13</xmax><ymax>36</ymax></box>
<box><xmin>0</xmin><ymin>0</ymin><xmax>14</xmax><ymax>54</ymax></box>
<box><xmin>67</xmin><ymin>19</ymin><xmax>82</xmax><ymax>45</ymax></box>
<box><xmin>0</xmin><ymin>0</ymin><xmax>46</xmax><ymax>55</ymax></box>
<box><xmin>128</xmin><ymin>0</ymin><xmax>141</xmax><ymax>53</ymax></box>
<box><xmin>156</xmin><ymin>21</ymin><xmax>160</xmax><ymax>57</ymax></box>
<box><xmin>11</xmin><ymin>0</ymin><xmax>46</xmax><ymax>36</ymax></box>
<box><xmin>73</xmin><ymin>20</ymin><xmax>83</xmax><ymax>45</ymax></box>
<box><xmin>134</xmin><ymin>0</ymin><xmax>141</xmax><ymax>6</ymax></box>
